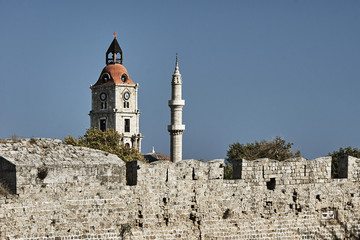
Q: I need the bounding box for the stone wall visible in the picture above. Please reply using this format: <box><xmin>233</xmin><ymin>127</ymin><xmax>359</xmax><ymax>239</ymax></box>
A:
<box><xmin>0</xmin><ymin>139</ymin><xmax>359</xmax><ymax>239</ymax></box>
<box><xmin>233</xmin><ymin>157</ymin><xmax>332</xmax><ymax>185</ymax></box>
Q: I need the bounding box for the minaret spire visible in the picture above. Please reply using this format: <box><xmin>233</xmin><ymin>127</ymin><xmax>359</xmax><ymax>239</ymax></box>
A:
<box><xmin>174</xmin><ymin>53</ymin><xmax>179</xmax><ymax>73</ymax></box>
<box><xmin>168</xmin><ymin>54</ymin><xmax>185</xmax><ymax>163</ymax></box>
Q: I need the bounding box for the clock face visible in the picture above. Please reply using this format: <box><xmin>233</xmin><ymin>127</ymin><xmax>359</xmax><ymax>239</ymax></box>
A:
<box><xmin>100</xmin><ymin>93</ymin><xmax>107</xmax><ymax>101</ymax></box>
<box><xmin>124</xmin><ymin>92</ymin><xmax>130</xmax><ymax>100</ymax></box>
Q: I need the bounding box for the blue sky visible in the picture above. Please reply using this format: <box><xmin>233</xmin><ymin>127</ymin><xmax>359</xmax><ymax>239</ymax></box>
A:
<box><xmin>0</xmin><ymin>1</ymin><xmax>359</xmax><ymax>160</ymax></box>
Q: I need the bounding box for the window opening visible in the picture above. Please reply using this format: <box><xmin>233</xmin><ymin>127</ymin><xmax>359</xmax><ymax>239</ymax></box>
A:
<box><xmin>121</xmin><ymin>74</ymin><xmax>127</xmax><ymax>82</ymax></box>
<box><xmin>266</xmin><ymin>178</ymin><xmax>276</xmax><ymax>190</ymax></box>
<box><xmin>304</xmin><ymin>165</ymin><xmax>307</xmax><ymax>176</ymax></box>
<box><xmin>125</xmin><ymin>119</ymin><xmax>130</xmax><ymax>132</ymax></box>
<box><xmin>100</xmin><ymin>119</ymin><xmax>106</xmax><ymax>132</ymax></box>
<box><xmin>123</xmin><ymin>101</ymin><xmax>129</xmax><ymax>108</ymax></box>
<box><xmin>107</xmin><ymin>53</ymin><xmax>113</xmax><ymax>64</ymax></box>
<box><xmin>116</xmin><ymin>53</ymin><xmax>121</xmax><ymax>63</ymax></box>
<box><xmin>102</xmin><ymin>74</ymin><xmax>110</xmax><ymax>83</ymax></box>
<box><xmin>125</xmin><ymin>143</ymin><xmax>130</xmax><ymax>148</ymax></box>
<box><xmin>101</xmin><ymin>102</ymin><xmax>107</xmax><ymax>109</ymax></box>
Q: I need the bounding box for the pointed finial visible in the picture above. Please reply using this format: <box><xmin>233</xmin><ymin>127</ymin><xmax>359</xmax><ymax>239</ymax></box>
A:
<box><xmin>152</xmin><ymin>146</ymin><xmax>155</xmax><ymax>154</ymax></box>
<box><xmin>174</xmin><ymin>53</ymin><xmax>179</xmax><ymax>73</ymax></box>
<box><xmin>113</xmin><ymin>32</ymin><xmax>117</xmax><ymax>38</ymax></box>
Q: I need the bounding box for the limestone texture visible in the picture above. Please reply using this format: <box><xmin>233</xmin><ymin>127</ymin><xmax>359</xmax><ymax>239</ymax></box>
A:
<box><xmin>0</xmin><ymin>138</ymin><xmax>359</xmax><ymax>239</ymax></box>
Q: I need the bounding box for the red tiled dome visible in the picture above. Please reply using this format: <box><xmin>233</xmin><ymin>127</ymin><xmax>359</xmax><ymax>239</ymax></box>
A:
<box><xmin>93</xmin><ymin>64</ymin><xmax>135</xmax><ymax>86</ymax></box>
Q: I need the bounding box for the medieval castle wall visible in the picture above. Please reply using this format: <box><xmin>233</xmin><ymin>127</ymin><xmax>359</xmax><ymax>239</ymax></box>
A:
<box><xmin>0</xmin><ymin>139</ymin><xmax>359</xmax><ymax>239</ymax></box>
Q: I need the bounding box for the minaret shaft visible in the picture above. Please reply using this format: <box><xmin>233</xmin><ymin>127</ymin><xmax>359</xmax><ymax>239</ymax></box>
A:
<box><xmin>168</xmin><ymin>56</ymin><xmax>185</xmax><ymax>163</ymax></box>
<box><xmin>171</xmin><ymin>84</ymin><xmax>182</xmax><ymax>100</ymax></box>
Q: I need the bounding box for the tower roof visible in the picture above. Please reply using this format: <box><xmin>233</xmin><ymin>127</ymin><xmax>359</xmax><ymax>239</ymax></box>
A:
<box><xmin>94</xmin><ymin>34</ymin><xmax>134</xmax><ymax>86</ymax></box>
<box><xmin>172</xmin><ymin>54</ymin><xmax>182</xmax><ymax>84</ymax></box>
<box><xmin>107</xmin><ymin>38</ymin><xmax>122</xmax><ymax>55</ymax></box>
<box><xmin>143</xmin><ymin>152</ymin><xmax>170</xmax><ymax>163</ymax></box>
<box><xmin>106</xmin><ymin>33</ymin><xmax>123</xmax><ymax>65</ymax></box>
<box><xmin>93</xmin><ymin>64</ymin><xmax>135</xmax><ymax>86</ymax></box>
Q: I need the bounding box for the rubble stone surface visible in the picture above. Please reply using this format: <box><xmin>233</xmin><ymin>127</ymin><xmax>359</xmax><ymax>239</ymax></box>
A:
<box><xmin>0</xmin><ymin>138</ymin><xmax>359</xmax><ymax>239</ymax></box>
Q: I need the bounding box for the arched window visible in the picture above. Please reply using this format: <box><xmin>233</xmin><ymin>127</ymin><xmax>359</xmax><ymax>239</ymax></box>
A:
<box><xmin>107</xmin><ymin>53</ymin><xmax>114</xmax><ymax>64</ymax></box>
<box><xmin>116</xmin><ymin>53</ymin><xmax>122</xmax><ymax>63</ymax></box>
<box><xmin>121</xmin><ymin>74</ymin><xmax>127</xmax><ymax>82</ymax></box>
<box><xmin>102</xmin><ymin>73</ymin><xmax>110</xmax><ymax>83</ymax></box>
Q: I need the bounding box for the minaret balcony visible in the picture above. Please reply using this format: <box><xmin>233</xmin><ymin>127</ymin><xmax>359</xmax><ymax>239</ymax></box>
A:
<box><xmin>168</xmin><ymin>124</ymin><xmax>185</xmax><ymax>132</ymax></box>
<box><xmin>168</xmin><ymin>100</ymin><xmax>185</xmax><ymax>106</ymax></box>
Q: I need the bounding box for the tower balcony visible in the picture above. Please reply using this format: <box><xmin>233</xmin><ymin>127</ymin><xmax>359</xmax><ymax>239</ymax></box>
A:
<box><xmin>168</xmin><ymin>124</ymin><xmax>185</xmax><ymax>132</ymax></box>
<box><xmin>168</xmin><ymin>100</ymin><xmax>185</xmax><ymax>107</ymax></box>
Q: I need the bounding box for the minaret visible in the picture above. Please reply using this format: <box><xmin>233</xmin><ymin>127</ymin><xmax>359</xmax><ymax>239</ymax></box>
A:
<box><xmin>168</xmin><ymin>55</ymin><xmax>185</xmax><ymax>163</ymax></box>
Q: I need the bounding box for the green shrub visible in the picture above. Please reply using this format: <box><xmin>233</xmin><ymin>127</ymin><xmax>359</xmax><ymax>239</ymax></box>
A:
<box><xmin>227</xmin><ymin>136</ymin><xmax>300</xmax><ymax>163</ymax></box>
<box><xmin>329</xmin><ymin>146</ymin><xmax>360</xmax><ymax>178</ymax></box>
<box><xmin>225</xmin><ymin>137</ymin><xmax>300</xmax><ymax>179</ymax></box>
<box><xmin>65</xmin><ymin>128</ymin><xmax>146</xmax><ymax>163</ymax></box>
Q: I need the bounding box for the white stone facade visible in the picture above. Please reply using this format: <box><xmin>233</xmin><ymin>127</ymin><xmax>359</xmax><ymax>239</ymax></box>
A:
<box><xmin>90</xmin><ymin>83</ymin><xmax>142</xmax><ymax>150</ymax></box>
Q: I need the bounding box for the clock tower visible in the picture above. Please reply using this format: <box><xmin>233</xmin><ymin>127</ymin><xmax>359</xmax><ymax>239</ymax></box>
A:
<box><xmin>89</xmin><ymin>35</ymin><xmax>142</xmax><ymax>151</ymax></box>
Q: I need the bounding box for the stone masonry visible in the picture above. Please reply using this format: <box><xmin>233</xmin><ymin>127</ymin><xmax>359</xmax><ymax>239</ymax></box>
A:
<box><xmin>0</xmin><ymin>138</ymin><xmax>359</xmax><ymax>239</ymax></box>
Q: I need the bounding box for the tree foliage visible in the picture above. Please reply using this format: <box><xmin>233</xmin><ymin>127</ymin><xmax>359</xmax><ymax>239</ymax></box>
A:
<box><xmin>64</xmin><ymin>128</ymin><xmax>145</xmax><ymax>163</ymax></box>
<box><xmin>329</xmin><ymin>146</ymin><xmax>360</xmax><ymax>178</ymax></box>
<box><xmin>227</xmin><ymin>136</ymin><xmax>300</xmax><ymax>163</ymax></box>
<box><xmin>224</xmin><ymin>137</ymin><xmax>300</xmax><ymax>179</ymax></box>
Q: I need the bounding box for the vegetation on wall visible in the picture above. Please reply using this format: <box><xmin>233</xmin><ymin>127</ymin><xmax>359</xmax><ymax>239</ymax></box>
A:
<box><xmin>329</xmin><ymin>146</ymin><xmax>360</xmax><ymax>178</ymax></box>
<box><xmin>225</xmin><ymin>137</ymin><xmax>301</xmax><ymax>179</ymax></box>
<box><xmin>227</xmin><ymin>136</ymin><xmax>300</xmax><ymax>162</ymax></box>
<box><xmin>65</xmin><ymin>128</ymin><xmax>145</xmax><ymax>163</ymax></box>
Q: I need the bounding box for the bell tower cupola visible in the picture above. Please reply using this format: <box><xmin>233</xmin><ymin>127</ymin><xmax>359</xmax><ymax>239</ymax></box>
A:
<box><xmin>106</xmin><ymin>33</ymin><xmax>123</xmax><ymax>65</ymax></box>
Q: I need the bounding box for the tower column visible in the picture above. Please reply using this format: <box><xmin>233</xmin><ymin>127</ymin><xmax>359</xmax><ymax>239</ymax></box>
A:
<box><xmin>168</xmin><ymin>56</ymin><xmax>185</xmax><ymax>163</ymax></box>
